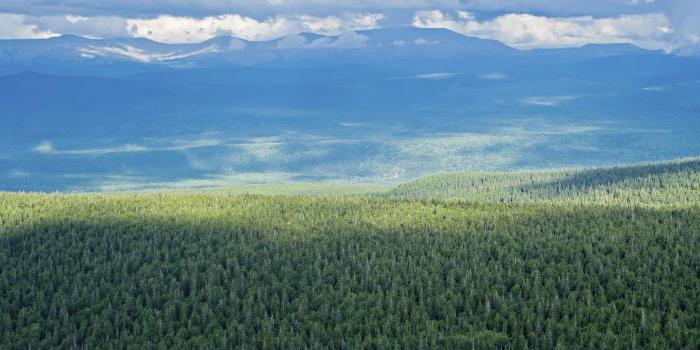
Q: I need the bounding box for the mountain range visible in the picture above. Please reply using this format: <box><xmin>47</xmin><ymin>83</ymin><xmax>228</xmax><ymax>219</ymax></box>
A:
<box><xmin>1</xmin><ymin>27</ymin><xmax>699</xmax><ymax>192</ymax></box>
<box><xmin>0</xmin><ymin>27</ymin><xmax>663</xmax><ymax>75</ymax></box>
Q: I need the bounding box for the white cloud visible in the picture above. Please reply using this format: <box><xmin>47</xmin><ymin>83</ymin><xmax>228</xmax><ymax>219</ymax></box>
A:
<box><xmin>125</xmin><ymin>12</ymin><xmax>383</xmax><ymax>43</ymax></box>
<box><xmin>0</xmin><ymin>11</ymin><xmax>383</xmax><ymax>44</ymax></box>
<box><xmin>413</xmin><ymin>10</ymin><xmax>674</xmax><ymax>50</ymax></box>
<box><xmin>0</xmin><ymin>1</ymin><xmax>461</xmax><ymax>18</ymax></box>
<box><xmin>127</xmin><ymin>14</ymin><xmax>288</xmax><ymax>43</ymax></box>
<box><xmin>2</xmin><ymin>3</ymin><xmax>698</xmax><ymax>53</ymax></box>
<box><xmin>522</xmin><ymin>95</ymin><xmax>577</xmax><ymax>106</ymax></box>
<box><xmin>64</xmin><ymin>14</ymin><xmax>86</xmax><ymax>24</ymax></box>
<box><xmin>353</xmin><ymin>13</ymin><xmax>385</xmax><ymax>28</ymax></box>
<box><xmin>668</xmin><ymin>0</ymin><xmax>700</xmax><ymax>55</ymax></box>
<box><xmin>29</xmin><ymin>14</ymin><xmax>129</xmax><ymax>38</ymax></box>
<box><xmin>437</xmin><ymin>0</ymin><xmax>661</xmax><ymax>17</ymax></box>
<box><xmin>0</xmin><ymin>13</ymin><xmax>58</xmax><ymax>39</ymax></box>
<box><xmin>4</xmin><ymin>0</ymin><xmax>671</xmax><ymax>21</ymax></box>
<box><xmin>0</xmin><ymin>11</ymin><xmax>387</xmax><ymax>44</ymax></box>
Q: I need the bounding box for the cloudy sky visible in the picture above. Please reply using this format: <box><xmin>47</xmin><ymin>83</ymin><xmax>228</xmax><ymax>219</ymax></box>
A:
<box><xmin>0</xmin><ymin>0</ymin><xmax>698</xmax><ymax>53</ymax></box>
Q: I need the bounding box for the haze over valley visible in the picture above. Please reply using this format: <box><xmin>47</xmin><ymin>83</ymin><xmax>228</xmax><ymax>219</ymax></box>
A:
<box><xmin>2</xmin><ymin>27</ymin><xmax>699</xmax><ymax>191</ymax></box>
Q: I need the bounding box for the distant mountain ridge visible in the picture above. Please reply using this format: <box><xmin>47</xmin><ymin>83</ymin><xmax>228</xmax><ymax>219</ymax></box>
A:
<box><xmin>0</xmin><ymin>27</ymin><xmax>662</xmax><ymax>76</ymax></box>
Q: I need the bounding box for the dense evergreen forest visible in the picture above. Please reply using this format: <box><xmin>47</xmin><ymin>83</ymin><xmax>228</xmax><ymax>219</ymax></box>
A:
<box><xmin>1</xmin><ymin>159</ymin><xmax>699</xmax><ymax>348</ymax></box>
<box><xmin>389</xmin><ymin>158</ymin><xmax>700</xmax><ymax>205</ymax></box>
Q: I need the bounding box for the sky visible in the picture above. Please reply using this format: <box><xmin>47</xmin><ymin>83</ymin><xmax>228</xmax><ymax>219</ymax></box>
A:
<box><xmin>0</xmin><ymin>0</ymin><xmax>698</xmax><ymax>53</ymax></box>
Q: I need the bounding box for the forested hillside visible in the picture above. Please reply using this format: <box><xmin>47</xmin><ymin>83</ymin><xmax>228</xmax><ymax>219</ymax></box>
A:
<box><xmin>389</xmin><ymin>158</ymin><xmax>700</xmax><ymax>206</ymax></box>
<box><xmin>1</xmin><ymin>159</ymin><xmax>699</xmax><ymax>348</ymax></box>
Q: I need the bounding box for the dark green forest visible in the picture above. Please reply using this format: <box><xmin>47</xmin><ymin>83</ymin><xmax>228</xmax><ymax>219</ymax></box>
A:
<box><xmin>1</xmin><ymin>159</ymin><xmax>699</xmax><ymax>348</ymax></box>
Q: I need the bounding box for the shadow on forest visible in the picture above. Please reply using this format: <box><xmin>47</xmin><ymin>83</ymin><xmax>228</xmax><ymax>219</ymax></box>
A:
<box><xmin>517</xmin><ymin>158</ymin><xmax>700</xmax><ymax>195</ymax></box>
<box><xmin>1</xmin><ymin>197</ymin><xmax>698</xmax><ymax>348</ymax></box>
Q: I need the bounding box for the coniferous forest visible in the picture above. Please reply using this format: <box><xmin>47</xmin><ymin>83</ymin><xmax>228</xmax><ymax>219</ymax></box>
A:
<box><xmin>1</xmin><ymin>159</ymin><xmax>700</xmax><ymax>348</ymax></box>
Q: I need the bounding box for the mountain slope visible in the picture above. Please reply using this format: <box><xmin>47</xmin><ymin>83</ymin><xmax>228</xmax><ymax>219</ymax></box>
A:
<box><xmin>387</xmin><ymin>158</ymin><xmax>700</xmax><ymax>206</ymax></box>
<box><xmin>528</xmin><ymin>43</ymin><xmax>658</xmax><ymax>63</ymax></box>
<box><xmin>0</xmin><ymin>27</ymin><xmax>666</xmax><ymax>76</ymax></box>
